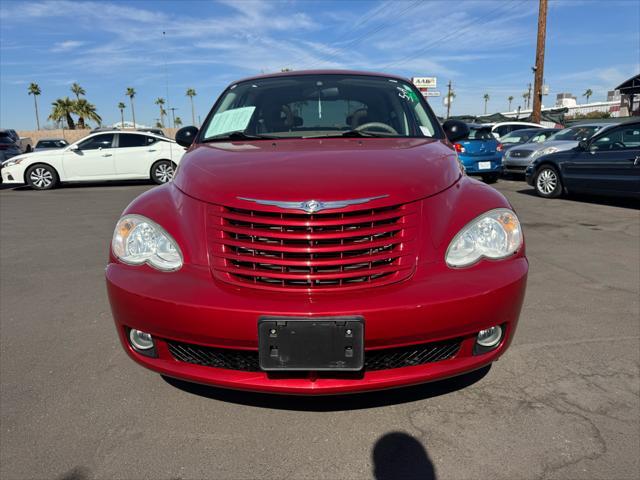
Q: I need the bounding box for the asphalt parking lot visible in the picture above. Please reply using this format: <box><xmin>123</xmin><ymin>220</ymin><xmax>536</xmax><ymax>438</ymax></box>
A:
<box><xmin>1</xmin><ymin>179</ymin><xmax>638</xmax><ymax>480</ymax></box>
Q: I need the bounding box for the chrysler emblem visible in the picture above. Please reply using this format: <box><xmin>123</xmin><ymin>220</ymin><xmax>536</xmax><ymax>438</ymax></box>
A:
<box><xmin>237</xmin><ymin>195</ymin><xmax>389</xmax><ymax>213</ymax></box>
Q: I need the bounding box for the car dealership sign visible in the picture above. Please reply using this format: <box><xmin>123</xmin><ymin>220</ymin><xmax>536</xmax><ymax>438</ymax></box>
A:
<box><xmin>412</xmin><ymin>77</ymin><xmax>437</xmax><ymax>89</ymax></box>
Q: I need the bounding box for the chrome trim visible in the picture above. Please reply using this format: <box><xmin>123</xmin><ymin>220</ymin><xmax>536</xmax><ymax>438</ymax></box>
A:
<box><xmin>237</xmin><ymin>195</ymin><xmax>389</xmax><ymax>213</ymax></box>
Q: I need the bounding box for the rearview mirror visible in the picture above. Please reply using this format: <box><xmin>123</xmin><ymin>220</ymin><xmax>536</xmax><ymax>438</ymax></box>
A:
<box><xmin>442</xmin><ymin>120</ymin><xmax>469</xmax><ymax>143</ymax></box>
<box><xmin>176</xmin><ymin>126</ymin><xmax>199</xmax><ymax>147</ymax></box>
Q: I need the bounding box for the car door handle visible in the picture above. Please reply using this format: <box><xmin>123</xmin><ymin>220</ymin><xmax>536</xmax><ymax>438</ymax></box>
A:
<box><xmin>101</xmin><ymin>153</ymin><xmax>112</xmax><ymax>157</ymax></box>
<box><xmin>147</xmin><ymin>149</ymin><xmax>156</xmax><ymax>152</ymax></box>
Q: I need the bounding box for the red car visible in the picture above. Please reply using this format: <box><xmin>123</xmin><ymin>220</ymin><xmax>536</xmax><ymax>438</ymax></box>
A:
<box><xmin>106</xmin><ymin>71</ymin><xmax>528</xmax><ymax>395</ymax></box>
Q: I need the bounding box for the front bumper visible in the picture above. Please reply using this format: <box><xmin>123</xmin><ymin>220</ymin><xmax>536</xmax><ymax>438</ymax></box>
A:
<box><xmin>107</xmin><ymin>256</ymin><xmax>528</xmax><ymax>395</ymax></box>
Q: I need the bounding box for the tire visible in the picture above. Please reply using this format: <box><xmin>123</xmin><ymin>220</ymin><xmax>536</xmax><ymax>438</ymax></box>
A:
<box><xmin>481</xmin><ymin>173</ymin><xmax>499</xmax><ymax>184</ymax></box>
<box><xmin>25</xmin><ymin>164</ymin><xmax>58</xmax><ymax>190</ymax></box>
<box><xmin>150</xmin><ymin>160</ymin><xmax>176</xmax><ymax>185</ymax></box>
<box><xmin>534</xmin><ymin>165</ymin><xmax>563</xmax><ymax>198</ymax></box>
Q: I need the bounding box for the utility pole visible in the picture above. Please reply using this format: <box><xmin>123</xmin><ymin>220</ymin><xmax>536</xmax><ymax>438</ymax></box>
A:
<box><xmin>527</xmin><ymin>83</ymin><xmax>532</xmax><ymax>109</ymax></box>
<box><xmin>532</xmin><ymin>0</ymin><xmax>547</xmax><ymax>123</ymax></box>
<box><xmin>446</xmin><ymin>80</ymin><xmax>452</xmax><ymax>119</ymax></box>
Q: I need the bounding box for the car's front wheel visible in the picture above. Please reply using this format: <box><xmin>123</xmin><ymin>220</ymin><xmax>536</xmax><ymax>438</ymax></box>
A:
<box><xmin>150</xmin><ymin>160</ymin><xmax>176</xmax><ymax>184</ymax></box>
<box><xmin>534</xmin><ymin>165</ymin><xmax>563</xmax><ymax>198</ymax></box>
<box><xmin>26</xmin><ymin>164</ymin><xmax>58</xmax><ymax>190</ymax></box>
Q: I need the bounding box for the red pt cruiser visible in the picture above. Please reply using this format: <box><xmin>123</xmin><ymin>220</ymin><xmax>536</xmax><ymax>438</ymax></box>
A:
<box><xmin>106</xmin><ymin>71</ymin><xmax>528</xmax><ymax>395</ymax></box>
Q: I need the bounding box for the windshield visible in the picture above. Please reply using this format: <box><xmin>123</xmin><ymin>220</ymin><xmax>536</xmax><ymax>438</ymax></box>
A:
<box><xmin>501</xmin><ymin>131</ymin><xmax>535</xmax><ymax>144</ymax></box>
<box><xmin>547</xmin><ymin>125</ymin><xmax>600</xmax><ymax>142</ymax></box>
<box><xmin>200</xmin><ymin>74</ymin><xmax>440</xmax><ymax>141</ymax></box>
<box><xmin>465</xmin><ymin>128</ymin><xmax>494</xmax><ymax>140</ymax></box>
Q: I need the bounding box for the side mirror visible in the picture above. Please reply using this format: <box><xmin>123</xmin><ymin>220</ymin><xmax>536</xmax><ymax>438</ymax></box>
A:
<box><xmin>442</xmin><ymin>120</ymin><xmax>469</xmax><ymax>143</ymax></box>
<box><xmin>577</xmin><ymin>140</ymin><xmax>589</xmax><ymax>151</ymax></box>
<box><xmin>176</xmin><ymin>126</ymin><xmax>199</xmax><ymax>147</ymax></box>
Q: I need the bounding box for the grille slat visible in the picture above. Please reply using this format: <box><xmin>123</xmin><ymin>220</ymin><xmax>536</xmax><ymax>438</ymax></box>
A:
<box><xmin>167</xmin><ymin>339</ymin><xmax>461</xmax><ymax>372</ymax></box>
<box><xmin>207</xmin><ymin>202</ymin><xmax>418</xmax><ymax>291</ymax></box>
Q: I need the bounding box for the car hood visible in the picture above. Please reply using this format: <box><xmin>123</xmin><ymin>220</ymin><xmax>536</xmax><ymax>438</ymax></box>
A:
<box><xmin>526</xmin><ymin>140</ymin><xmax>578</xmax><ymax>152</ymax></box>
<box><xmin>174</xmin><ymin>137</ymin><xmax>461</xmax><ymax>209</ymax></box>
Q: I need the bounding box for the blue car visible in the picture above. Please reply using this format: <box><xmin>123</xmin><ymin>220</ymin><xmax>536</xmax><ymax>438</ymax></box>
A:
<box><xmin>454</xmin><ymin>124</ymin><xmax>502</xmax><ymax>183</ymax></box>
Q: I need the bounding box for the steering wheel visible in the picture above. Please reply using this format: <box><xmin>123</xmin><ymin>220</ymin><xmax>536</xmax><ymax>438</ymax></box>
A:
<box><xmin>355</xmin><ymin>122</ymin><xmax>398</xmax><ymax>135</ymax></box>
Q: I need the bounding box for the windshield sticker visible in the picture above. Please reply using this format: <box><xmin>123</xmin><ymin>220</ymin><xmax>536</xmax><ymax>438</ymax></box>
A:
<box><xmin>397</xmin><ymin>85</ymin><xmax>419</xmax><ymax>103</ymax></box>
<box><xmin>205</xmin><ymin>106</ymin><xmax>256</xmax><ymax>137</ymax></box>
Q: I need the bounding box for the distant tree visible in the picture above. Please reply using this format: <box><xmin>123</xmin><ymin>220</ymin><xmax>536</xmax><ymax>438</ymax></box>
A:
<box><xmin>174</xmin><ymin>116</ymin><xmax>183</xmax><ymax>127</ymax></box>
<box><xmin>155</xmin><ymin>97</ymin><xmax>166</xmax><ymax>127</ymax></box>
<box><xmin>483</xmin><ymin>93</ymin><xmax>490</xmax><ymax>114</ymax></box>
<box><xmin>71</xmin><ymin>82</ymin><xmax>85</xmax><ymax>100</ymax></box>
<box><xmin>582</xmin><ymin>89</ymin><xmax>593</xmax><ymax>103</ymax></box>
<box><xmin>522</xmin><ymin>91</ymin><xmax>530</xmax><ymax>109</ymax></box>
<box><xmin>508</xmin><ymin>95</ymin><xmax>514</xmax><ymax>111</ymax></box>
<box><xmin>75</xmin><ymin>98</ymin><xmax>101</xmax><ymax>128</ymax></box>
<box><xmin>186</xmin><ymin>88</ymin><xmax>197</xmax><ymax>125</ymax></box>
<box><xmin>49</xmin><ymin>97</ymin><xmax>76</xmax><ymax>129</ymax></box>
<box><xmin>126</xmin><ymin>87</ymin><xmax>136</xmax><ymax>128</ymax></box>
<box><xmin>281</xmin><ymin>67</ymin><xmax>292</xmax><ymax>72</ymax></box>
<box><xmin>117</xmin><ymin>102</ymin><xmax>126</xmax><ymax>127</ymax></box>
<box><xmin>28</xmin><ymin>82</ymin><xmax>41</xmax><ymax>130</ymax></box>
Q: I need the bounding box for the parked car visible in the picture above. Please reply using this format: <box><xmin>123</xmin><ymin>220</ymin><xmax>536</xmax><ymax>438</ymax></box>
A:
<box><xmin>0</xmin><ymin>131</ymin><xmax>23</xmax><ymax>164</ymax></box>
<box><xmin>1</xmin><ymin>130</ymin><xmax>185</xmax><ymax>189</ymax></box>
<box><xmin>0</xmin><ymin>129</ymin><xmax>33</xmax><ymax>153</ymax></box>
<box><xmin>486</xmin><ymin>121</ymin><xmax>544</xmax><ymax>139</ymax></box>
<box><xmin>499</xmin><ymin>128</ymin><xmax>559</xmax><ymax>153</ymax></box>
<box><xmin>526</xmin><ymin>121</ymin><xmax>640</xmax><ymax>199</ymax></box>
<box><xmin>503</xmin><ymin>123</ymin><xmax>615</xmax><ymax>175</ymax></box>
<box><xmin>106</xmin><ymin>71</ymin><xmax>528</xmax><ymax>395</ymax></box>
<box><xmin>453</xmin><ymin>124</ymin><xmax>503</xmax><ymax>183</ymax></box>
<box><xmin>34</xmin><ymin>138</ymin><xmax>69</xmax><ymax>151</ymax></box>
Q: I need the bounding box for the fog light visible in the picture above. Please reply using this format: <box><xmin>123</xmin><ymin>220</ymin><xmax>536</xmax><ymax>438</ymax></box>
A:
<box><xmin>129</xmin><ymin>329</ymin><xmax>154</xmax><ymax>350</ymax></box>
<box><xmin>476</xmin><ymin>326</ymin><xmax>502</xmax><ymax>348</ymax></box>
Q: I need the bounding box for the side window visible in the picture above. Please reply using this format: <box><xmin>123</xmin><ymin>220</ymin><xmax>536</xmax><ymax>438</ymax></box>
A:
<box><xmin>78</xmin><ymin>134</ymin><xmax>114</xmax><ymax>150</ymax></box>
<box><xmin>494</xmin><ymin>126</ymin><xmax>510</xmax><ymax>137</ymax></box>
<box><xmin>118</xmin><ymin>134</ymin><xmax>151</xmax><ymax>148</ymax></box>
<box><xmin>591</xmin><ymin>126</ymin><xmax>640</xmax><ymax>151</ymax></box>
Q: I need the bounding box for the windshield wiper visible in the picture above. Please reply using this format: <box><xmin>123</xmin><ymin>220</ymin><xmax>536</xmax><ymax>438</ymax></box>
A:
<box><xmin>202</xmin><ymin>131</ymin><xmax>279</xmax><ymax>142</ymax></box>
<box><xmin>304</xmin><ymin>130</ymin><xmax>394</xmax><ymax>139</ymax></box>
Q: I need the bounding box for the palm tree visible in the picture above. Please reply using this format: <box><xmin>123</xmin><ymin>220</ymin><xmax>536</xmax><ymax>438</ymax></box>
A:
<box><xmin>49</xmin><ymin>97</ymin><xmax>76</xmax><ymax>129</ymax></box>
<box><xmin>126</xmin><ymin>87</ymin><xmax>136</xmax><ymax>128</ymax></box>
<box><xmin>508</xmin><ymin>95</ymin><xmax>514</xmax><ymax>111</ymax></box>
<box><xmin>522</xmin><ymin>91</ymin><xmax>530</xmax><ymax>109</ymax></box>
<box><xmin>186</xmin><ymin>88</ymin><xmax>197</xmax><ymax>125</ymax></box>
<box><xmin>483</xmin><ymin>93</ymin><xmax>490</xmax><ymax>114</ymax></box>
<box><xmin>117</xmin><ymin>102</ymin><xmax>126</xmax><ymax>128</ymax></box>
<box><xmin>74</xmin><ymin>99</ymin><xmax>102</xmax><ymax>128</ymax></box>
<box><xmin>71</xmin><ymin>82</ymin><xmax>85</xmax><ymax>100</ymax></box>
<box><xmin>174</xmin><ymin>116</ymin><xmax>183</xmax><ymax>127</ymax></box>
<box><xmin>28</xmin><ymin>83</ymin><xmax>41</xmax><ymax>130</ymax></box>
<box><xmin>155</xmin><ymin>98</ymin><xmax>166</xmax><ymax>127</ymax></box>
<box><xmin>582</xmin><ymin>89</ymin><xmax>593</xmax><ymax>103</ymax></box>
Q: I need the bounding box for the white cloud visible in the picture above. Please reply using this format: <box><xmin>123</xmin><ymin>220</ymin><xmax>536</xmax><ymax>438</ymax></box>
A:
<box><xmin>51</xmin><ymin>40</ymin><xmax>84</xmax><ymax>52</ymax></box>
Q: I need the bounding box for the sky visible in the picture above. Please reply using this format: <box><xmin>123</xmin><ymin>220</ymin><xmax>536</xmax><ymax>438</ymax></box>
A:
<box><xmin>1</xmin><ymin>0</ymin><xmax>638</xmax><ymax>130</ymax></box>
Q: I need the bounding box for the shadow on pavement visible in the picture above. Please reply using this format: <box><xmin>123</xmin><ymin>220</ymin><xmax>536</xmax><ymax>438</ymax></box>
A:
<box><xmin>372</xmin><ymin>431</ymin><xmax>436</xmax><ymax>480</ymax></box>
<box><xmin>0</xmin><ymin>179</ymin><xmax>154</xmax><ymax>191</ymax></box>
<box><xmin>162</xmin><ymin>366</ymin><xmax>490</xmax><ymax>411</ymax></box>
<box><xmin>517</xmin><ymin>187</ymin><xmax>639</xmax><ymax>210</ymax></box>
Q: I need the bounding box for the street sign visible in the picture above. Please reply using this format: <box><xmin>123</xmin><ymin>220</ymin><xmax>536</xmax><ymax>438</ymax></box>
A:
<box><xmin>412</xmin><ymin>77</ymin><xmax>437</xmax><ymax>89</ymax></box>
<box><xmin>423</xmin><ymin>91</ymin><xmax>440</xmax><ymax>97</ymax></box>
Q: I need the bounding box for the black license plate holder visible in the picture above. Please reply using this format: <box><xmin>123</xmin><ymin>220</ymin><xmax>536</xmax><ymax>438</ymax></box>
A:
<box><xmin>258</xmin><ymin>316</ymin><xmax>364</xmax><ymax>371</ymax></box>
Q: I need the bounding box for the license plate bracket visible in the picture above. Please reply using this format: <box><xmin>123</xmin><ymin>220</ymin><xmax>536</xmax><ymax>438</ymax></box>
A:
<box><xmin>258</xmin><ymin>316</ymin><xmax>364</xmax><ymax>371</ymax></box>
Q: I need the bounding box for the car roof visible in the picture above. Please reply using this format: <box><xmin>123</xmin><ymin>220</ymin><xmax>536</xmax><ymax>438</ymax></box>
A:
<box><xmin>81</xmin><ymin>130</ymin><xmax>172</xmax><ymax>142</ymax></box>
<box><xmin>231</xmin><ymin>69</ymin><xmax>411</xmax><ymax>85</ymax></box>
<box><xmin>37</xmin><ymin>138</ymin><xmax>67</xmax><ymax>142</ymax></box>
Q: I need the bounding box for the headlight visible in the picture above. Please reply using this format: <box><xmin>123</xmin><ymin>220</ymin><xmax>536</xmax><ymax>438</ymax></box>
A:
<box><xmin>2</xmin><ymin>157</ymin><xmax>24</xmax><ymax>167</ymax></box>
<box><xmin>111</xmin><ymin>214</ymin><xmax>183</xmax><ymax>271</ymax></box>
<box><xmin>532</xmin><ymin>146</ymin><xmax>558</xmax><ymax>158</ymax></box>
<box><xmin>445</xmin><ymin>208</ymin><xmax>522</xmax><ymax>268</ymax></box>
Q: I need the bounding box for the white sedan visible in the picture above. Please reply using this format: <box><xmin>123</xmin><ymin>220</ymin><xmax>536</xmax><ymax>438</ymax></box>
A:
<box><xmin>1</xmin><ymin>130</ymin><xmax>185</xmax><ymax>190</ymax></box>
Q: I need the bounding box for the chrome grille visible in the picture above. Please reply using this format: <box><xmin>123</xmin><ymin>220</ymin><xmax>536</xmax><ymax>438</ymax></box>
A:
<box><xmin>207</xmin><ymin>202</ymin><xmax>418</xmax><ymax>291</ymax></box>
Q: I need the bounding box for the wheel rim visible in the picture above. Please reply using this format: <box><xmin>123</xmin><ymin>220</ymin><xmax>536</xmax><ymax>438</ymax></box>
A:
<box><xmin>30</xmin><ymin>167</ymin><xmax>53</xmax><ymax>188</ymax></box>
<box><xmin>537</xmin><ymin>169</ymin><xmax>557</xmax><ymax>194</ymax></box>
<box><xmin>155</xmin><ymin>163</ymin><xmax>174</xmax><ymax>183</ymax></box>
